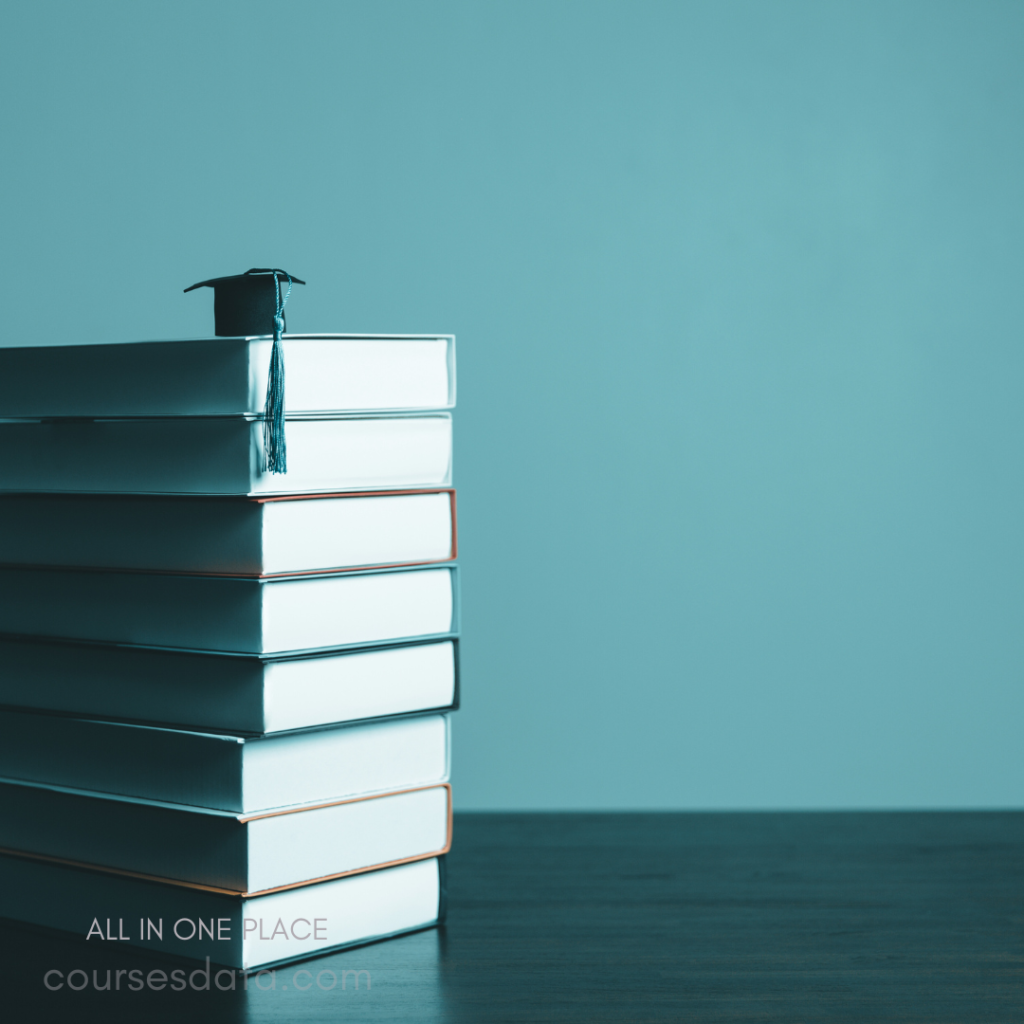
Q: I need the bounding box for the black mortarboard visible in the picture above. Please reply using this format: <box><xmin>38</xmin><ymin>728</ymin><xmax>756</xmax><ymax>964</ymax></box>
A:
<box><xmin>184</xmin><ymin>268</ymin><xmax>305</xmax><ymax>337</ymax></box>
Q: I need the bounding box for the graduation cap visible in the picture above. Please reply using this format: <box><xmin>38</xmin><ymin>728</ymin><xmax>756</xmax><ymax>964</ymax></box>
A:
<box><xmin>184</xmin><ymin>267</ymin><xmax>305</xmax><ymax>337</ymax></box>
<box><xmin>184</xmin><ymin>268</ymin><xmax>306</xmax><ymax>475</ymax></box>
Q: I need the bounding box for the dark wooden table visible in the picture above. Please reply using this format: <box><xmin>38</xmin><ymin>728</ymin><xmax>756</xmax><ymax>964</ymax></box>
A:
<box><xmin>3</xmin><ymin>812</ymin><xmax>1022</xmax><ymax>1022</ymax></box>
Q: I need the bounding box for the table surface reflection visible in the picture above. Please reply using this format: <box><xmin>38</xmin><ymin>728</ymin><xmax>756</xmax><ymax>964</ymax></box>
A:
<box><xmin>2</xmin><ymin>811</ymin><xmax>1021</xmax><ymax>1022</ymax></box>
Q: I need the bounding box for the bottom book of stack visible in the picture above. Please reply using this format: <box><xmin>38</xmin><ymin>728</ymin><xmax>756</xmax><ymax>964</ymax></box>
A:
<box><xmin>0</xmin><ymin>851</ymin><xmax>446</xmax><ymax>970</ymax></box>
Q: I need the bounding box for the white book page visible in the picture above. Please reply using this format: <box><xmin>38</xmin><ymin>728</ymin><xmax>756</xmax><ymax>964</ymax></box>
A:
<box><xmin>241</xmin><ymin>714</ymin><xmax>449</xmax><ymax>812</ymax></box>
<box><xmin>260</xmin><ymin>569</ymin><xmax>454</xmax><ymax>653</ymax></box>
<box><xmin>249</xmin><ymin>417</ymin><xmax>452</xmax><ymax>495</ymax></box>
<box><xmin>248</xmin><ymin>338</ymin><xmax>452</xmax><ymax>412</ymax></box>
<box><xmin>262</xmin><ymin>492</ymin><xmax>452</xmax><ymax>573</ymax></box>
<box><xmin>247</xmin><ymin>786</ymin><xmax>449</xmax><ymax>892</ymax></box>
<box><xmin>241</xmin><ymin>859</ymin><xmax>439</xmax><ymax>969</ymax></box>
<box><xmin>263</xmin><ymin>641</ymin><xmax>456</xmax><ymax>732</ymax></box>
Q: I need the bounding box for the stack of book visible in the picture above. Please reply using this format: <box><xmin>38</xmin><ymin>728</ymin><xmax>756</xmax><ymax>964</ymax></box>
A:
<box><xmin>0</xmin><ymin>333</ymin><xmax>458</xmax><ymax>973</ymax></box>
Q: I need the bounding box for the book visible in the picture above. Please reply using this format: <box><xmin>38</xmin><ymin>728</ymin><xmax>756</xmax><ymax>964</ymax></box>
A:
<box><xmin>0</xmin><ymin>490</ymin><xmax>456</xmax><ymax>575</ymax></box>
<box><xmin>0</xmin><ymin>564</ymin><xmax>457</xmax><ymax>654</ymax></box>
<box><xmin>0</xmin><ymin>851</ymin><xmax>444</xmax><ymax>970</ymax></box>
<box><xmin>0</xmin><ymin>334</ymin><xmax>455</xmax><ymax>417</ymax></box>
<box><xmin>0</xmin><ymin>635</ymin><xmax>459</xmax><ymax>733</ymax></box>
<box><xmin>0</xmin><ymin>710</ymin><xmax>450</xmax><ymax>813</ymax></box>
<box><xmin>0</xmin><ymin>414</ymin><xmax>452</xmax><ymax>495</ymax></box>
<box><xmin>0</xmin><ymin>779</ymin><xmax>452</xmax><ymax>893</ymax></box>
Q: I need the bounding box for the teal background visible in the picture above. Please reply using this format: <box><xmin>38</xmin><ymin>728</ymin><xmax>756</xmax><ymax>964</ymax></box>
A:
<box><xmin>1</xmin><ymin>1</ymin><xmax>1022</xmax><ymax>808</ymax></box>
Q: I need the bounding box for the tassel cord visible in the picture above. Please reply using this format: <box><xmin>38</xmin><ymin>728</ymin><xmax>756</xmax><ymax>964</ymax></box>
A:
<box><xmin>260</xmin><ymin>271</ymin><xmax>292</xmax><ymax>475</ymax></box>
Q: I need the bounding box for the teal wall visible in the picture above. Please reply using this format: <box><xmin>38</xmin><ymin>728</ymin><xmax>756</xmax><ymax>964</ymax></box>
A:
<box><xmin>2</xmin><ymin>1</ymin><xmax>1022</xmax><ymax>808</ymax></box>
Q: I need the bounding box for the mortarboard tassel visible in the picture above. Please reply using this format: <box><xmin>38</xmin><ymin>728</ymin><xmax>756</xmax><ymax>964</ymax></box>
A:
<box><xmin>184</xmin><ymin>266</ymin><xmax>304</xmax><ymax>475</ymax></box>
<box><xmin>260</xmin><ymin>270</ymin><xmax>292</xmax><ymax>475</ymax></box>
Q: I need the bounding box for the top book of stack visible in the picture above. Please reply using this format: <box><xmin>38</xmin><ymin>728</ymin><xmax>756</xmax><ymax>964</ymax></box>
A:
<box><xmin>0</xmin><ymin>334</ymin><xmax>455</xmax><ymax>417</ymax></box>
